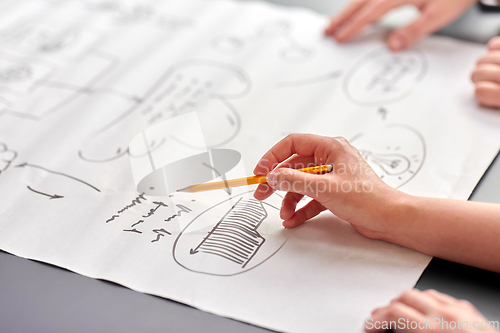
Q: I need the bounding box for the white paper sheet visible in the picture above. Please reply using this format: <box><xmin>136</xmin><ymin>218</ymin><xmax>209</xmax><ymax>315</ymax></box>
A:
<box><xmin>0</xmin><ymin>0</ymin><xmax>499</xmax><ymax>332</ymax></box>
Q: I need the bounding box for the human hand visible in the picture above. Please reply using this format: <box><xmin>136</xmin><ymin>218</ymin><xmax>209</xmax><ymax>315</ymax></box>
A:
<box><xmin>366</xmin><ymin>289</ymin><xmax>499</xmax><ymax>332</ymax></box>
<box><xmin>325</xmin><ymin>0</ymin><xmax>477</xmax><ymax>51</ymax></box>
<box><xmin>252</xmin><ymin>134</ymin><xmax>402</xmax><ymax>240</ymax></box>
<box><xmin>472</xmin><ymin>37</ymin><xmax>500</xmax><ymax>109</ymax></box>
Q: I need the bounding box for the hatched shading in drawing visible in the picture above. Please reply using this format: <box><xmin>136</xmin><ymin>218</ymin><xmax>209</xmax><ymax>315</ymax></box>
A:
<box><xmin>190</xmin><ymin>198</ymin><xmax>267</xmax><ymax>267</ymax></box>
<box><xmin>173</xmin><ymin>192</ymin><xmax>287</xmax><ymax>276</ymax></box>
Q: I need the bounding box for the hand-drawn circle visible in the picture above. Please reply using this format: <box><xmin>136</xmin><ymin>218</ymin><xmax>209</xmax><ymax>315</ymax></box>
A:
<box><xmin>173</xmin><ymin>191</ymin><xmax>287</xmax><ymax>276</ymax></box>
<box><xmin>350</xmin><ymin>124</ymin><xmax>426</xmax><ymax>189</ymax></box>
<box><xmin>343</xmin><ymin>48</ymin><xmax>428</xmax><ymax>106</ymax></box>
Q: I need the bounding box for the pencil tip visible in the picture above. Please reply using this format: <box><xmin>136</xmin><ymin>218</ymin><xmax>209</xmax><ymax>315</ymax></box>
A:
<box><xmin>177</xmin><ymin>186</ymin><xmax>190</xmax><ymax>193</ymax></box>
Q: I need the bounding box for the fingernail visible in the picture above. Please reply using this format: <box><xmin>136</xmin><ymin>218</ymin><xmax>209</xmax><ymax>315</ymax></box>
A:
<box><xmin>267</xmin><ymin>171</ymin><xmax>278</xmax><ymax>188</ymax></box>
<box><xmin>389</xmin><ymin>35</ymin><xmax>406</xmax><ymax>51</ymax></box>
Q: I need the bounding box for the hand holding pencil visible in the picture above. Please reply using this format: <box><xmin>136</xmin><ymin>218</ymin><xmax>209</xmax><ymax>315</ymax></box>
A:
<box><xmin>252</xmin><ymin>134</ymin><xmax>395</xmax><ymax>231</ymax></box>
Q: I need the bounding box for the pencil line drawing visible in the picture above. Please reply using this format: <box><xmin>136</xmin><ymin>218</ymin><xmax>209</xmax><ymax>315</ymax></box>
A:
<box><xmin>173</xmin><ymin>191</ymin><xmax>287</xmax><ymax>276</ymax></box>
<box><xmin>343</xmin><ymin>48</ymin><xmax>428</xmax><ymax>106</ymax></box>
<box><xmin>77</xmin><ymin>59</ymin><xmax>250</xmax><ymax>167</ymax></box>
<box><xmin>96</xmin><ymin>59</ymin><xmax>250</xmax><ymax>135</ymax></box>
<box><xmin>211</xmin><ymin>20</ymin><xmax>314</xmax><ymax>63</ymax></box>
<box><xmin>275</xmin><ymin>70</ymin><xmax>342</xmax><ymax>88</ymax></box>
<box><xmin>27</xmin><ymin>185</ymin><xmax>64</xmax><ymax>199</ymax></box>
<box><xmin>350</xmin><ymin>124</ymin><xmax>426</xmax><ymax>189</ymax></box>
<box><xmin>16</xmin><ymin>162</ymin><xmax>101</xmax><ymax>192</ymax></box>
<box><xmin>0</xmin><ymin>142</ymin><xmax>17</xmax><ymax>175</ymax></box>
<box><xmin>0</xmin><ymin>49</ymin><xmax>120</xmax><ymax>121</ymax></box>
<box><xmin>189</xmin><ymin>198</ymin><xmax>267</xmax><ymax>267</ymax></box>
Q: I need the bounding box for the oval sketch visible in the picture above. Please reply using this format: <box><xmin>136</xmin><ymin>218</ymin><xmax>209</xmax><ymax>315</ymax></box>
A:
<box><xmin>173</xmin><ymin>191</ymin><xmax>287</xmax><ymax>276</ymax></box>
<box><xmin>343</xmin><ymin>48</ymin><xmax>428</xmax><ymax>106</ymax></box>
<box><xmin>350</xmin><ymin>124</ymin><xmax>426</xmax><ymax>189</ymax></box>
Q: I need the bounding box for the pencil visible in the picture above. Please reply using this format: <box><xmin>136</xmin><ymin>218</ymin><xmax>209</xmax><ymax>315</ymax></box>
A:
<box><xmin>177</xmin><ymin>164</ymin><xmax>333</xmax><ymax>193</ymax></box>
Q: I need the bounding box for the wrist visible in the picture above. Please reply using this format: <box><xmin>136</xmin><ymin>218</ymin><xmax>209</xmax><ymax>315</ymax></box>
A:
<box><xmin>373</xmin><ymin>189</ymin><xmax>417</xmax><ymax>244</ymax></box>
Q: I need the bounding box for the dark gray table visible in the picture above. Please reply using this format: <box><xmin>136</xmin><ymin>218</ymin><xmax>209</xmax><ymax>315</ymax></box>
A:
<box><xmin>1</xmin><ymin>1</ymin><xmax>499</xmax><ymax>332</ymax></box>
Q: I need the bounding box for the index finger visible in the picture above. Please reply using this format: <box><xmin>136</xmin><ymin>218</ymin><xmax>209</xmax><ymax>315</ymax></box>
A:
<box><xmin>253</xmin><ymin>133</ymin><xmax>334</xmax><ymax>176</ymax></box>
<box><xmin>325</xmin><ymin>0</ymin><xmax>368</xmax><ymax>36</ymax></box>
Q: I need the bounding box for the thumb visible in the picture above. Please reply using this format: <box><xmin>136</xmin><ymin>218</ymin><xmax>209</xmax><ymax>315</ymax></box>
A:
<box><xmin>266</xmin><ymin>168</ymin><xmax>329</xmax><ymax>199</ymax></box>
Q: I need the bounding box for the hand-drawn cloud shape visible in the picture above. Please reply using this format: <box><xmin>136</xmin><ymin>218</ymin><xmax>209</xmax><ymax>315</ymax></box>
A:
<box><xmin>0</xmin><ymin>142</ymin><xmax>17</xmax><ymax>174</ymax></box>
<box><xmin>139</xmin><ymin>59</ymin><xmax>250</xmax><ymax>148</ymax></box>
<box><xmin>343</xmin><ymin>48</ymin><xmax>427</xmax><ymax>106</ymax></box>
<box><xmin>173</xmin><ymin>191</ymin><xmax>287</xmax><ymax>276</ymax></box>
<box><xmin>350</xmin><ymin>124</ymin><xmax>426</xmax><ymax>189</ymax></box>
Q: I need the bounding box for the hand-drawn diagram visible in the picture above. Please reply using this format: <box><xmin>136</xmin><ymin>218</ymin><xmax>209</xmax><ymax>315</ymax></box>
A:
<box><xmin>0</xmin><ymin>11</ymin><xmax>123</xmax><ymax>123</ymax></box>
<box><xmin>80</xmin><ymin>59</ymin><xmax>251</xmax><ymax>164</ymax></box>
<box><xmin>343</xmin><ymin>48</ymin><xmax>428</xmax><ymax>106</ymax></box>
<box><xmin>83</xmin><ymin>1</ymin><xmax>194</xmax><ymax>30</ymax></box>
<box><xmin>350</xmin><ymin>124</ymin><xmax>426</xmax><ymax>189</ymax></box>
<box><xmin>173</xmin><ymin>191</ymin><xmax>287</xmax><ymax>276</ymax></box>
<box><xmin>211</xmin><ymin>20</ymin><xmax>314</xmax><ymax>63</ymax></box>
<box><xmin>0</xmin><ymin>50</ymin><xmax>118</xmax><ymax>120</ymax></box>
<box><xmin>0</xmin><ymin>142</ymin><xmax>17</xmax><ymax>174</ymax></box>
<box><xmin>11</xmin><ymin>162</ymin><xmax>101</xmax><ymax>200</ymax></box>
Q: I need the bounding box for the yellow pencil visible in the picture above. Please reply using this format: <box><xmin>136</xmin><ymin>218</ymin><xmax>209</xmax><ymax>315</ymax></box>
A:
<box><xmin>177</xmin><ymin>164</ymin><xmax>333</xmax><ymax>193</ymax></box>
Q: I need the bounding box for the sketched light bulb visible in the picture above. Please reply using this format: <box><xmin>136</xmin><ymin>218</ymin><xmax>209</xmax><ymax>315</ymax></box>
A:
<box><xmin>359</xmin><ymin>150</ymin><xmax>410</xmax><ymax>176</ymax></box>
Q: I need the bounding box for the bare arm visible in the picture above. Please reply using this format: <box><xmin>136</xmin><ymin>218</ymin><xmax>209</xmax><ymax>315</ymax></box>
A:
<box><xmin>386</xmin><ymin>195</ymin><xmax>500</xmax><ymax>273</ymax></box>
<box><xmin>254</xmin><ymin>133</ymin><xmax>500</xmax><ymax>273</ymax></box>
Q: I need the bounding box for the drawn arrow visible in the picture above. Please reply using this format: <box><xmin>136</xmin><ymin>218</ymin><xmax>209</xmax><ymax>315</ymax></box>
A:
<box><xmin>16</xmin><ymin>163</ymin><xmax>100</xmax><ymax>192</ymax></box>
<box><xmin>189</xmin><ymin>249</ymin><xmax>199</xmax><ymax>255</ymax></box>
<box><xmin>27</xmin><ymin>186</ymin><xmax>64</xmax><ymax>199</ymax></box>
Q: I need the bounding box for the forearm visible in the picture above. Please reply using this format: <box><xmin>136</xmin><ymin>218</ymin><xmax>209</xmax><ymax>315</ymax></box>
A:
<box><xmin>384</xmin><ymin>195</ymin><xmax>500</xmax><ymax>273</ymax></box>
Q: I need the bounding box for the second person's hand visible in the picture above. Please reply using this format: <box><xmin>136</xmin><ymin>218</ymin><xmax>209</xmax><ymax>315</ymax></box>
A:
<box><xmin>325</xmin><ymin>0</ymin><xmax>477</xmax><ymax>51</ymax></box>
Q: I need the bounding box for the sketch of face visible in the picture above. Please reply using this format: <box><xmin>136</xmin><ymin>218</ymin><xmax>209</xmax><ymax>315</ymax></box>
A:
<box><xmin>343</xmin><ymin>48</ymin><xmax>427</xmax><ymax>106</ymax></box>
<box><xmin>0</xmin><ymin>142</ymin><xmax>17</xmax><ymax>174</ymax></box>
<box><xmin>140</xmin><ymin>59</ymin><xmax>250</xmax><ymax>148</ymax></box>
<box><xmin>173</xmin><ymin>191</ymin><xmax>287</xmax><ymax>276</ymax></box>
<box><xmin>350</xmin><ymin>124</ymin><xmax>426</xmax><ymax>189</ymax></box>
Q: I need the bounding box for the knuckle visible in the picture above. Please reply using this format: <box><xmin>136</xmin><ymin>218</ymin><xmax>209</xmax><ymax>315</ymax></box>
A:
<box><xmin>401</xmin><ymin>290</ymin><xmax>414</xmax><ymax>298</ymax></box>
<box><xmin>439</xmin><ymin>307</ymin><xmax>460</xmax><ymax>321</ymax></box>
<box><xmin>475</xmin><ymin>85</ymin><xmax>486</xmax><ymax>99</ymax></box>
<box><xmin>458</xmin><ymin>299</ymin><xmax>473</xmax><ymax>308</ymax></box>
<box><xmin>332</xmin><ymin>136</ymin><xmax>350</xmax><ymax>149</ymax></box>
<box><xmin>420</xmin><ymin>9</ymin><xmax>438</xmax><ymax>23</ymax></box>
<box><xmin>423</xmin><ymin>289</ymin><xmax>437</xmax><ymax>295</ymax></box>
<box><xmin>488</xmin><ymin>37</ymin><xmax>500</xmax><ymax>50</ymax></box>
<box><xmin>385</xmin><ymin>304</ymin><xmax>403</xmax><ymax>319</ymax></box>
